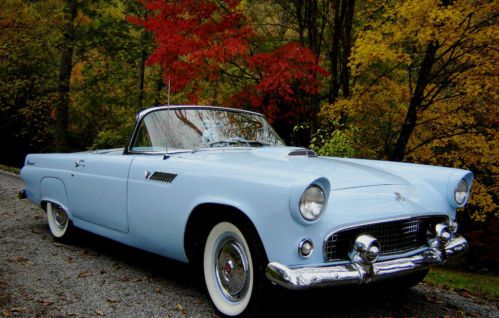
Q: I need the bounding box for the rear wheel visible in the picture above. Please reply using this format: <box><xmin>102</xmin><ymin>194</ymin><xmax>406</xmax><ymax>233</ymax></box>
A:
<box><xmin>203</xmin><ymin>221</ymin><xmax>266</xmax><ymax>317</ymax></box>
<box><xmin>46</xmin><ymin>202</ymin><xmax>75</xmax><ymax>242</ymax></box>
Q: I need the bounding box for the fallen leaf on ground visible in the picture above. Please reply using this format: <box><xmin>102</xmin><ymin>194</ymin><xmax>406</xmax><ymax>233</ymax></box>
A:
<box><xmin>78</xmin><ymin>271</ymin><xmax>88</xmax><ymax>278</ymax></box>
<box><xmin>174</xmin><ymin>303</ymin><xmax>187</xmax><ymax>315</ymax></box>
<box><xmin>194</xmin><ymin>298</ymin><xmax>204</xmax><ymax>304</ymax></box>
<box><xmin>39</xmin><ymin>299</ymin><xmax>54</xmax><ymax>307</ymax></box>
<box><xmin>10</xmin><ymin>256</ymin><xmax>29</xmax><ymax>263</ymax></box>
<box><xmin>423</xmin><ymin>295</ymin><xmax>443</xmax><ymax>304</ymax></box>
<box><xmin>10</xmin><ymin>307</ymin><xmax>27</xmax><ymax>313</ymax></box>
<box><xmin>95</xmin><ymin>309</ymin><xmax>105</xmax><ymax>316</ymax></box>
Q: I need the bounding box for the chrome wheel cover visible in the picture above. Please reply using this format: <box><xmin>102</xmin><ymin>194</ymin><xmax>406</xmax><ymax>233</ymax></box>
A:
<box><xmin>52</xmin><ymin>205</ymin><xmax>68</xmax><ymax>229</ymax></box>
<box><xmin>214</xmin><ymin>235</ymin><xmax>250</xmax><ymax>302</ymax></box>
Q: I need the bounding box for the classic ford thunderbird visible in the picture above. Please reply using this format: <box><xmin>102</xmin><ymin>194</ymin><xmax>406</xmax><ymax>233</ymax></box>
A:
<box><xmin>20</xmin><ymin>106</ymin><xmax>471</xmax><ymax>317</ymax></box>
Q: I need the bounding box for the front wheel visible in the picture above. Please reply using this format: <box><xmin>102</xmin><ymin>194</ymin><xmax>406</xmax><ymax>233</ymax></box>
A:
<box><xmin>203</xmin><ymin>221</ymin><xmax>266</xmax><ymax>317</ymax></box>
<box><xmin>46</xmin><ymin>202</ymin><xmax>75</xmax><ymax>242</ymax></box>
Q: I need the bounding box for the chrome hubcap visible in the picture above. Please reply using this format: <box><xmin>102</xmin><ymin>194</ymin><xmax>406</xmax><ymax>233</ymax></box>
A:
<box><xmin>215</xmin><ymin>236</ymin><xmax>250</xmax><ymax>302</ymax></box>
<box><xmin>53</xmin><ymin>205</ymin><xmax>68</xmax><ymax>229</ymax></box>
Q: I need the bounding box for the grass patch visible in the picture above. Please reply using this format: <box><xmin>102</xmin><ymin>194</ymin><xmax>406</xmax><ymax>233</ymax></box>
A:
<box><xmin>424</xmin><ymin>267</ymin><xmax>499</xmax><ymax>302</ymax></box>
<box><xmin>0</xmin><ymin>164</ymin><xmax>20</xmax><ymax>175</ymax></box>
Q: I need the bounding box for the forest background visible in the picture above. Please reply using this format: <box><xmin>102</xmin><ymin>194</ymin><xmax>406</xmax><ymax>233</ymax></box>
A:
<box><xmin>1</xmin><ymin>0</ymin><xmax>497</xmax><ymax>270</ymax></box>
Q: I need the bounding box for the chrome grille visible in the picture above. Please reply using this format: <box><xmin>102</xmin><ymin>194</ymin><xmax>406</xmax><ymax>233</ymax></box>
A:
<box><xmin>324</xmin><ymin>216</ymin><xmax>446</xmax><ymax>262</ymax></box>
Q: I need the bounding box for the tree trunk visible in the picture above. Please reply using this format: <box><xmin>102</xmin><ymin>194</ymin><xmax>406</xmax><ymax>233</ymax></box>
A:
<box><xmin>290</xmin><ymin>0</ymin><xmax>323</xmax><ymax>138</ymax></box>
<box><xmin>390</xmin><ymin>0</ymin><xmax>453</xmax><ymax>161</ymax></box>
<box><xmin>138</xmin><ymin>31</ymin><xmax>147</xmax><ymax>111</ymax></box>
<box><xmin>295</xmin><ymin>1</ymin><xmax>305</xmax><ymax>45</ymax></box>
<box><xmin>340</xmin><ymin>0</ymin><xmax>354</xmax><ymax>98</ymax></box>
<box><xmin>55</xmin><ymin>0</ymin><xmax>77</xmax><ymax>152</ymax></box>
<box><xmin>390</xmin><ymin>43</ymin><xmax>438</xmax><ymax>161</ymax></box>
<box><xmin>154</xmin><ymin>67</ymin><xmax>164</xmax><ymax>106</ymax></box>
<box><xmin>328</xmin><ymin>0</ymin><xmax>342</xmax><ymax>104</ymax></box>
<box><xmin>305</xmin><ymin>0</ymin><xmax>320</xmax><ymax>57</ymax></box>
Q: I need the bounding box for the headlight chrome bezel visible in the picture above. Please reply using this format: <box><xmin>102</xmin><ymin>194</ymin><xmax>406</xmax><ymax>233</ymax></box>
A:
<box><xmin>448</xmin><ymin>172</ymin><xmax>473</xmax><ymax>208</ymax></box>
<box><xmin>299</xmin><ymin>185</ymin><xmax>326</xmax><ymax>221</ymax></box>
<box><xmin>454</xmin><ymin>178</ymin><xmax>469</xmax><ymax>206</ymax></box>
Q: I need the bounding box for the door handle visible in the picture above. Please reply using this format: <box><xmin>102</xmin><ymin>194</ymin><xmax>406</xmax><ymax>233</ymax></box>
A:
<box><xmin>74</xmin><ymin>160</ymin><xmax>86</xmax><ymax>167</ymax></box>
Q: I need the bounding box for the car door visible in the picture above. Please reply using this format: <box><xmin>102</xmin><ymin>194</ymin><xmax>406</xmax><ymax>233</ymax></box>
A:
<box><xmin>126</xmin><ymin>154</ymin><xmax>186</xmax><ymax>258</ymax></box>
<box><xmin>66</xmin><ymin>152</ymin><xmax>134</xmax><ymax>233</ymax></box>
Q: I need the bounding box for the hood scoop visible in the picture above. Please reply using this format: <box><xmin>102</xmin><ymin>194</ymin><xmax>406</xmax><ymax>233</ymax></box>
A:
<box><xmin>287</xmin><ymin>149</ymin><xmax>318</xmax><ymax>157</ymax></box>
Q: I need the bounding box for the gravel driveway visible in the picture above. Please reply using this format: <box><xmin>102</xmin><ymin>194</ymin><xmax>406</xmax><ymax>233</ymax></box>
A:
<box><xmin>0</xmin><ymin>171</ymin><xmax>497</xmax><ymax>317</ymax></box>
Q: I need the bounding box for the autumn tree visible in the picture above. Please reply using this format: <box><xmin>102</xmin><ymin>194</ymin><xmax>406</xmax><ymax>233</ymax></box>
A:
<box><xmin>70</xmin><ymin>1</ymin><xmax>163</xmax><ymax>150</ymax></box>
<box><xmin>320</xmin><ymin>0</ymin><xmax>498</xmax><ymax>221</ymax></box>
<box><xmin>228</xmin><ymin>42</ymin><xmax>327</xmax><ymax>142</ymax></box>
<box><xmin>55</xmin><ymin>0</ymin><xmax>78</xmax><ymax>152</ymax></box>
<box><xmin>0</xmin><ymin>0</ymin><xmax>162</xmax><ymax>158</ymax></box>
<box><xmin>249</xmin><ymin>1</ymin><xmax>356</xmax><ymax>115</ymax></box>
<box><xmin>0</xmin><ymin>0</ymin><xmax>60</xmax><ymax>165</ymax></box>
<box><xmin>132</xmin><ymin>0</ymin><xmax>327</xmax><ymax>144</ymax></box>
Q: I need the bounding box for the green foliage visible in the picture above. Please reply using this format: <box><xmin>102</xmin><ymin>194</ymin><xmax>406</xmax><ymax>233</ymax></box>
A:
<box><xmin>90</xmin><ymin>108</ymin><xmax>135</xmax><ymax>150</ymax></box>
<box><xmin>91</xmin><ymin>128</ymin><xmax>130</xmax><ymax>150</ymax></box>
<box><xmin>425</xmin><ymin>268</ymin><xmax>499</xmax><ymax>302</ymax></box>
<box><xmin>1</xmin><ymin>0</ymin><xmax>162</xmax><ymax>164</ymax></box>
<box><xmin>311</xmin><ymin>129</ymin><xmax>357</xmax><ymax>158</ymax></box>
<box><xmin>0</xmin><ymin>164</ymin><xmax>21</xmax><ymax>175</ymax></box>
<box><xmin>0</xmin><ymin>0</ymin><xmax>59</xmax><ymax>165</ymax></box>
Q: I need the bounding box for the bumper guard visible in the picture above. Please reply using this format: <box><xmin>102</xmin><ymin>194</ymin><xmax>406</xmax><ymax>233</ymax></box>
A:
<box><xmin>265</xmin><ymin>234</ymin><xmax>468</xmax><ymax>289</ymax></box>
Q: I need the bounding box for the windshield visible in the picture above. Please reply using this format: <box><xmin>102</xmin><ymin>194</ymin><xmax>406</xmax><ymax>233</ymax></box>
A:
<box><xmin>130</xmin><ymin>107</ymin><xmax>285</xmax><ymax>153</ymax></box>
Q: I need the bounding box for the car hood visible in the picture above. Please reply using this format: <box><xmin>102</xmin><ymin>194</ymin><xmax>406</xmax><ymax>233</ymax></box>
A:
<box><xmin>189</xmin><ymin>147</ymin><xmax>412</xmax><ymax>190</ymax></box>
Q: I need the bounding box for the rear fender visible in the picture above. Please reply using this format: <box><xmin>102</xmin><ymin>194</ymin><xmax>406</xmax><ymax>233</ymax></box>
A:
<box><xmin>40</xmin><ymin>177</ymin><xmax>72</xmax><ymax>218</ymax></box>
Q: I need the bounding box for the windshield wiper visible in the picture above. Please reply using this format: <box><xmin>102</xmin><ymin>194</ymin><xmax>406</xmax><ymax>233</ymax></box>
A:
<box><xmin>192</xmin><ymin>137</ymin><xmax>270</xmax><ymax>153</ymax></box>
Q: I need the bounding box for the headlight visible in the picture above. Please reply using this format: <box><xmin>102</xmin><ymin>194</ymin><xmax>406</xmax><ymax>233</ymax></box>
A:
<box><xmin>299</xmin><ymin>185</ymin><xmax>325</xmax><ymax>221</ymax></box>
<box><xmin>454</xmin><ymin>178</ymin><xmax>469</xmax><ymax>205</ymax></box>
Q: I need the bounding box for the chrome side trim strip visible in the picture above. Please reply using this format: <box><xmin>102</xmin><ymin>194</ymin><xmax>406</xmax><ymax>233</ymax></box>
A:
<box><xmin>266</xmin><ymin>234</ymin><xmax>468</xmax><ymax>290</ymax></box>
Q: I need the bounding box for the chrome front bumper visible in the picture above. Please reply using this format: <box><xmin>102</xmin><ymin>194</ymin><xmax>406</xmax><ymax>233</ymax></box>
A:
<box><xmin>265</xmin><ymin>234</ymin><xmax>468</xmax><ymax>290</ymax></box>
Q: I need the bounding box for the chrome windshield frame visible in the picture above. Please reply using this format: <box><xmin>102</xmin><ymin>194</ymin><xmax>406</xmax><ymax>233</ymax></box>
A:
<box><xmin>124</xmin><ymin>105</ymin><xmax>277</xmax><ymax>155</ymax></box>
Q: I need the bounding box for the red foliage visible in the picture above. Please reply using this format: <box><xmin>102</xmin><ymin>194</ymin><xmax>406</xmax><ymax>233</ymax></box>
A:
<box><xmin>231</xmin><ymin>42</ymin><xmax>328</xmax><ymax>123</ymax></box>
<box><xmin>130</xmin><ymin>0</ymin><xmax>253</xmax><ymax>95</ymax></box>
<box><xmin>130</xmin><ymin>1</ymin><xmax>328</xmax><ymax>126</ymax></box>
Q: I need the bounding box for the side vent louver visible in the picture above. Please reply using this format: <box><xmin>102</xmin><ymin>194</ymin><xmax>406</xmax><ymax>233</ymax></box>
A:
<box><xmin>149</xmin><ymin>171</ymin><xmax>177</xmax><ymax>183</ymax></box>
<box><xmin>288</xmin><ymin>149</ymin><xmax>318</xmax><ymax>157</ymax></box>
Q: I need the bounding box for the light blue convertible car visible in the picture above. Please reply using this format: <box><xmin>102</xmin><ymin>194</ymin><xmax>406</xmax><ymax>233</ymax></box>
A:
<box><xmin>20</xmin><ymin>105</ymin><xmax>471</xmax><ymax>317</ymax></box>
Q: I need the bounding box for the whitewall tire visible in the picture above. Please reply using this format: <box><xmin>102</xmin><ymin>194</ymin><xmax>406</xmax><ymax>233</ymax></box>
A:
<box><xmin>46</xmin><ymin>202</ymin><xmax>74</xmax><ymax>241</ymax></box>
<box><xmin>203</xmin><ymin>221</ymin><xmax>261</xmax><ymax>317</ymax></box>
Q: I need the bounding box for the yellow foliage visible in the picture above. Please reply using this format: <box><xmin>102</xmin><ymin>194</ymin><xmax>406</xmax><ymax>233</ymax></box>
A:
<box><xmin>322</xmin><ymin>0</ymin><xmax>498</xmax><ymax>221</ymax></box>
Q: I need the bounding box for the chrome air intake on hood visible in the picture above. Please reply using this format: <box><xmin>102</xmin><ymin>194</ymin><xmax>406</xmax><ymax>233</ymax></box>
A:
<box><xmin>288</xmin><ymin>149</ymin><xmax>318</xmax><ymax>157</ymax></box>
